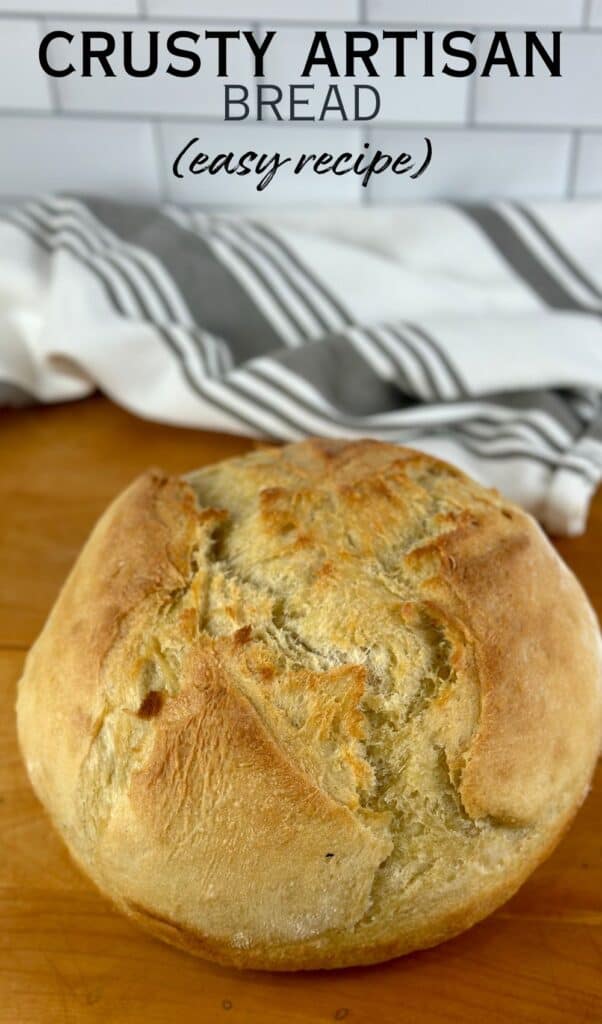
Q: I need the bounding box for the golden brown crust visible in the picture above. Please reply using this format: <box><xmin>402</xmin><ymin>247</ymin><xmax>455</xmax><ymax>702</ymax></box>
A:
<box><xmin>426</xmin><ymin>514</ymin><xmax>601</xmax><ymax>824</ymax></box>
<box><xmin>16</xmin><ymin>470</ymin><xmax>201</xmax><ymax>831</ymax></box>
<box><xmin>17</xmin><ymin>440</ymin><xmax>602</xmax><ymax>970</ymax></box>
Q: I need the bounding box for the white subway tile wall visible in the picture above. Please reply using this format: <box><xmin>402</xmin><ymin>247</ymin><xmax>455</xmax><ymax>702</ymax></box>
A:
<box><xmin>367</xmin><ymin>1</ymin><xmax>586</xmax><ymax>28</ymax></box>
<box><xmin>255</xmin><ymin>28</ymin><xmax>470</xmax><ymax>124</ymax></box>
<box><xmin>50</xmin><ymin>21</ymin><xmax>255</xmax><ymax>117</ymax></box>
<box><xmin>0</xmin><ymin>1</ymin><xmax>599</xmax><ymax>203</ymax></box>
<box><xmin>146</xmin><ymin>1</ymin><xmax>359</xmax><ymax>18</ymax></box>
<box><xmin>474</xmin><ymin>32</ymin><xmax>602</xmax><ymax>127</ymax></box>
<box><xmin>589</xmin><ymin>1</ymin><xmax>602</xmax><ymax>27</ymax></box>
<box><xmin>366</xmin><ymin>128</ymin><xmax>572</xmax><ymax>201</ymax></box>
<box><xmin>0</xmin><ymin>20</ymin><xmax>52</xmax><ymax>110</ymax></box>
<box><xmin>0</xmin><ymin>1</ymin><xmax>138</xmax><ymax>11</ymax></box>
<box><xmin>0</xmin><ymin>115</ymin><xmax>161</xmax><ymax>198</ymax></box>
<box><xmin>160</xmin><ymin>122</ymin><xmax>363</xmax><ymax>205</ymax></box>
<box><xmin>574</xmin><ymin>133</ymin><xmax>602</xmax><ymax>194</ymax></box>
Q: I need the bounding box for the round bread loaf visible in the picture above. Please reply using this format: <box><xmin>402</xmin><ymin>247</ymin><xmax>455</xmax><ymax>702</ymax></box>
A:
<box><xmin>17</xmin><ymin>440</ymin><xmax>602</xmax><ymax>970</ymax></box>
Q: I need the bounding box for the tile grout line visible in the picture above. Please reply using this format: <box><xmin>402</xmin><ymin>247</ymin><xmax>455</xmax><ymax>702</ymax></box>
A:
<box><xmin>567</xmin><ymin>131</ymin><xmax>581</xmax><ymax>197</ymax></box>
<box><xmin>0</xmin><ymin>109</ymin><xmax>600</xmax><ymax>134</ymax></box>
<box><xmin>360</xmin><ymin>121</ymin><xmax>370</xmax><ymax>205</ymax></box>
<box><xmin>0</xmin><ymin>13</ymin><xmax>600</xmax><ymax>30</ymax></box>
<box><xmin>582</xmin><ymin>0</ymin><xmax>594</xmax><ymax>27</ymax></box>
<box><xmin>36</xmin><ymin>17</ymin><xmax>61</xmax><ymax>113</ymax></box>
<box><xmin>357</xmin><ymin>0</ymin><xmax>369</xmax><ymax>206</ymax></box>
<box><xmin>150</xmin><ymin>119</ymin><xmax>166</xmax><ymax>203</ymax></box>
<box><xmin>465</xmin><ymin>25</ymin><xmax>478</xmax><ymax>125</ymax></box>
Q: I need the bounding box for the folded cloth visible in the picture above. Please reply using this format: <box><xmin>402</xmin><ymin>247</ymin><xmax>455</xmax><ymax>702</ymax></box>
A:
<box><xmin>1</xmin><ymin>195</ymin><xmax>601</xmax><ymax>536</ymax></box>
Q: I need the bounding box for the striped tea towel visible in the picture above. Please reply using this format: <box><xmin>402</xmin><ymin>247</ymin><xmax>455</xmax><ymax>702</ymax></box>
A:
<box><xmin>1</xmin><ymin>194</ymin><xmax>601</xmax><ymax>536</ymax></box>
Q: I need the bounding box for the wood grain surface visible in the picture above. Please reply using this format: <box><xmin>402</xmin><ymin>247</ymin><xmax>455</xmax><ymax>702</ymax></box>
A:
<box><xmin>1</xmin><ymin>396</ymin><xmax>601</xmax><ymax>1024</ymax></box>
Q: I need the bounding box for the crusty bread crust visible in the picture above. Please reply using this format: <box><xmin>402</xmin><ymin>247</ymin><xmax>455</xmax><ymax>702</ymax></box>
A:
<box><xmin>16</xmin><ymin>440</ymin><xmax>602</xmax><ymax>970</ymax></box>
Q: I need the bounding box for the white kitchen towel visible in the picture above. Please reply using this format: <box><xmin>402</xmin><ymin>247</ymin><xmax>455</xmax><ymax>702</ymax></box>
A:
<box><xmin>1</xmin><ymin>195</ymin><xmax>601</xmax><ymax>536</ymax></box>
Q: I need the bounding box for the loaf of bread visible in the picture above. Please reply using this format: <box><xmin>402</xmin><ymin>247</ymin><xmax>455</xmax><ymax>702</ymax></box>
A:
<box><xmin>17</xmin><ymin>440</ymin><xmax>601</xmax><ymax>970</ymax></box>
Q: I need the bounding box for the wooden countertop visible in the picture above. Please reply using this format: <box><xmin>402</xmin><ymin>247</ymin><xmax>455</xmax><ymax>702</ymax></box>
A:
<box><xmin>1</xmin><ymin>396</ymin><xmax>601</xmax><ymax>1024</ymax></box>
